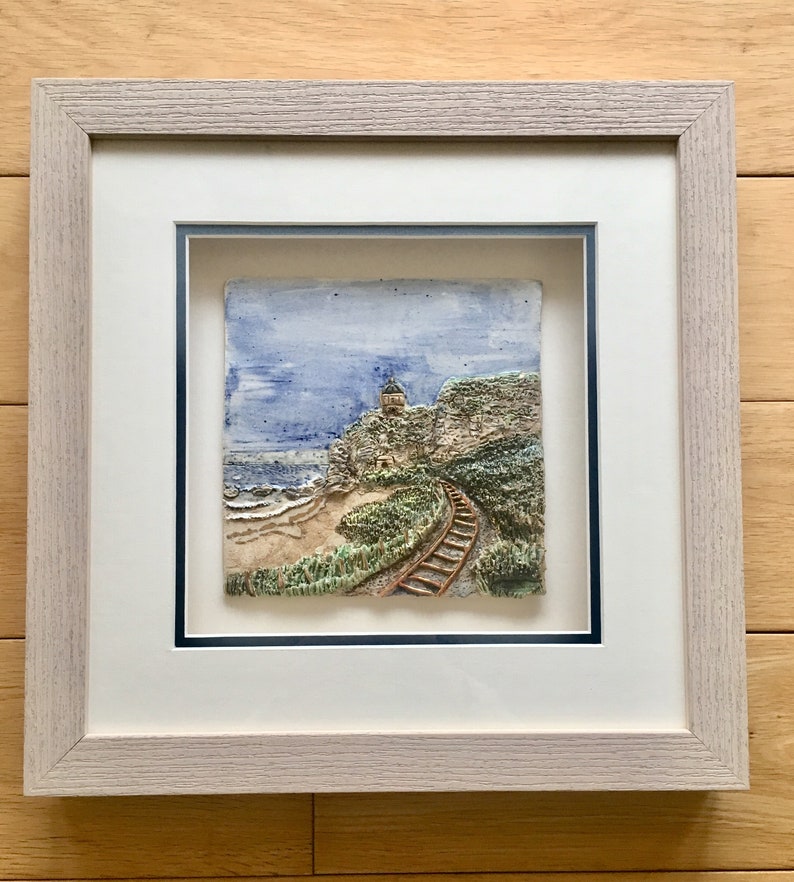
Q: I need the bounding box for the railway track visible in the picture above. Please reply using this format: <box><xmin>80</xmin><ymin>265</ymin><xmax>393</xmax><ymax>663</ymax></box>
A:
<box><xmin>380</xmin><ymin>480</ymin><xmax>479</xmax><ymax>597</ymax></box>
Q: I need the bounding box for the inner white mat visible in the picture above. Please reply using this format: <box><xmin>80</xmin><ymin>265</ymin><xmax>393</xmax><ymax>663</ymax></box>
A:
<box><xmin>89</xmin><ymin>140</ymin><xmax>685</xmax><ymax>734</ymax></box>
<box><xmin>187</xmin><ymin>235</ymin><xmax>589</xmax><ymax>637</ymax></box>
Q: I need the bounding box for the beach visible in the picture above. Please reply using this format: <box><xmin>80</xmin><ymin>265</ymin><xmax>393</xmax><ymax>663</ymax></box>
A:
<box><xmin>223</xmin><ymin>487</ymin><xmax>390</xmax><ymax>574</ymax></box>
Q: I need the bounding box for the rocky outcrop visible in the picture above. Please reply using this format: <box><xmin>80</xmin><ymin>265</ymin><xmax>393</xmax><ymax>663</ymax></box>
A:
<box><xmin>325</xmin><ymin>405</ymin><xmax>434</xmax><ymax>489</ymax></box>
<box><xmin>325</xmin><ymin>372</ymin><xmax>541</xmax><ymax>489</ymax></box>
<box><xmin>430</xmin><ymin>372</ymin><xmax>541</xmax><ymax>461</ymax></box>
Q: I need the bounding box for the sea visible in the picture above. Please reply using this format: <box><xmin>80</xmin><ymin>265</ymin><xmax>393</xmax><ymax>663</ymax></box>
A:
<box><xmin>223</xmin><ymin>457</ymin><xmax>329</xmax><ymax>491</ymax></box>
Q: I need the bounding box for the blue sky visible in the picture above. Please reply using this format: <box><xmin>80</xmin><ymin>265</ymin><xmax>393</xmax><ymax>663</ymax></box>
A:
<box><xmin>224</xmin><ymin>279</ymin><xmax>542</xmax><ymax>453</ymax></box>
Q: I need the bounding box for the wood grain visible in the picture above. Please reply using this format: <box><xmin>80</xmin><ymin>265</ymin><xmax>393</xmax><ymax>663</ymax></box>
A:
<box><xmin>37</xmin><ymin>78</ymin><xmax>725</xmax><ymax>136</ymax></box>
<box><xmin>0</xmin><ymin>408</ymin><xmax>25</xmax><ymax>639</ymax></box>
<box><xmin>0</xmin><ymin>178</ymin><xmax>27</xmax><ymax>404</ymax></box>
<box><xmin>0</xmin><ymin>390</ymin><xmax>780</xmax><ymax>656</ymax></box>
<box><xmin>314</xmin><ymin>636</ymin><xmax>793</xmax><ymax>873</ymax></box>
<box><xmin>25</xmin><ymin>85</ymin><xmax>91</xmax><ymax>788</ymax></box>
<box><xmin>742</xmin><ymin>404</ymin><xmax>794</xmax><ymax>631</ymax></box>
<box><xmin>3</xmin><ymin>401</ymin><xmax>785</xmax><ymax>649</ymax></box>
<box><xmin>1</xmin><ymin>1</ymin><xmax>794</xmax><ymax>173</ymax></box>
<box><xmin>5</xmin><ymin>176</ymin><xmax>794</xmax><ymax>405</ymax></box>
<box><xmin>24</xmin><ymin>876</ymin><xmax>793</xmax><ymax>882</ymax></box>
<box><xmin>33</xmin><ymin>733</ymin><xmax>744</xmax><ymax>797</ymax></box>
<box><xmin>1</xmin><ymin>0</ymin><xmax>792</xmax><ymax>874</ymax></box>
<box><xmin>23</xmin><ymin>79</ymin><xmax>747</xmax><ymax>793</ymax></box>
<box><xmin>0</xmin><ymin>642</ymin><xmax>313</xmax><ymax>878</ymax></box>
<box><xmin>677</xmin><ymin>86</ymin><xmax>746</xmax><ymax>778</ymax></box>
<box><xmin>738</xmin><ymin>179</ymin><xmax>794</xmax><ymax>401</ymax></box>
<box><xmin>2</xmin><ymin>399</ymin><xmax>790</xmax><ymax>640</ymax></box>
<box><xmin>318</xmin><ymin>877</ymin><xmax>794</xmax><ymax>882</ymax></box>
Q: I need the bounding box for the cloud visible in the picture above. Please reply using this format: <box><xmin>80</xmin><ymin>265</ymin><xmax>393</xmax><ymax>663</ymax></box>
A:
<box><xmin>225</xmin><ymin>279</ymin><xmax>542</xmax><ymax>449</ymax></box>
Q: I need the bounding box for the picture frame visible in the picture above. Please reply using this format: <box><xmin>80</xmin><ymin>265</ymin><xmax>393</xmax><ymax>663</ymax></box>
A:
<box><xmin>26</xmin><ymin>79</ymin><xmax>747</xmax><ymax>794</ymax></box>
<box><xmin>179</xmin><ymin>224</ymin><xmax>598</xmax><ymax>646</ymax></box>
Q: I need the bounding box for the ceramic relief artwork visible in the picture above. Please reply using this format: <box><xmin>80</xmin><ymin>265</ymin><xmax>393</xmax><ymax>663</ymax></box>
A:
<box><xmin>223</xmin><ymin>279</ymin><xmax>545</xmax><ymax>599</ymax></box>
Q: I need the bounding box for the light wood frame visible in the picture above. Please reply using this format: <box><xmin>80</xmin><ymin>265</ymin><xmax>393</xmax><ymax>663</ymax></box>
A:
<box><xmin>25</xmin><ymin>80</ymin><xmax>747</xmax><ymax>794</ymax></box>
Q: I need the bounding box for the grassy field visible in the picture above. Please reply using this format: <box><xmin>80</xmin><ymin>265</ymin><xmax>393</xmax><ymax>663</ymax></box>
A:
<box><xmin>438</xmin><ymin>434</ymin><xmax>545</xmax><ymax>595</ymax></box>
<box><xmin>226</xmin><ymin>432</ymin><xmax>545</xmax><ymax>598</ymax></box>
<box><xmin>226</xmin><ymin>482</ymin><xmax>446</xmax><ymax>596</ymax></box>
<box><xmin>359</xmin><ymin>434</ymin><xmax>546</xmax><ymax>596</ymax></box>
<box><xmin>439</xmin><ymin>434</ymin><xmax>544</xmax><ymax>540</ymax></box>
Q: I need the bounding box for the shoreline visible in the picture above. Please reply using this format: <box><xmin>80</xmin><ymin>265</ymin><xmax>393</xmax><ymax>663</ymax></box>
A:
<box><xmin>223</xmin><ymin>486</ymin><xmax>390</xmax><ymax>574</ymax></box>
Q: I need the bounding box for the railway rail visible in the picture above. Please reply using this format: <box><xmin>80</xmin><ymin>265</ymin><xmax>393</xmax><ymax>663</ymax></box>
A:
<box><xmin>380</xmin><ymin>480</ymin><xmax>479</xmax><ymax>597</ymax></box>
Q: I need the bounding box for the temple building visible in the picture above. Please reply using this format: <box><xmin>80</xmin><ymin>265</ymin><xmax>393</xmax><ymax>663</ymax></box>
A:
<box><xmin>379</xmin><ymin>376</ymin><xmax>407</xmax><ymax>416</ymax></box>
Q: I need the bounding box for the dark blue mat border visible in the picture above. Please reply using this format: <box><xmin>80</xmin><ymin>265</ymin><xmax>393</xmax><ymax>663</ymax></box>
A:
<box><xmin>174</xmin><ymin>224</ymin><xmax>600</xmax><ymax>648</ymax></box>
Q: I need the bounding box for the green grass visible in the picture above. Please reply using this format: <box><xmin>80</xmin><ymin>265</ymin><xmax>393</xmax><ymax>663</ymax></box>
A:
<box><xmin>359</xmin><ymin>459</ymin><xmax>434</xmax><ymax>488</ymax></box>
<box><xmin>349</xmin><ymin>434</ymin><xmax>547</xmax><ymax>596</ymax></box>
<box><xmin>226</xmin><ymin>481</ymin><xmax>447</xmax><ymax>597</ymax></box>
<box><xmin>337</xmin><ymin>482</ymin><xmax>440</xmax><ymax>544</ymax></box>
<box><xmin>472</xmin><ymin>539</ymin><xmax>544</xmax><ymax>597</ymax></box>
<box><xmin>437</xmin><ymin>434</ymin><xmax>545</xmax><ymax>595</ymax></box>
<box><xmin>227</xmin><ymin>434</ymin><xmax>547</xmax><ymax>598</ymax></box>
<box><xmin>438</xmin><ymin>434</ymin><xmax>544</xmax><ymax>542</ymax></box>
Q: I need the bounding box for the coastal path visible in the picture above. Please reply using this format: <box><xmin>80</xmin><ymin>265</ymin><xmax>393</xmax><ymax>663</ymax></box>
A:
<box><xmin>380</xmin><ymin>480</ymin><xmax>479</xmax><ymax>597</ymax></box>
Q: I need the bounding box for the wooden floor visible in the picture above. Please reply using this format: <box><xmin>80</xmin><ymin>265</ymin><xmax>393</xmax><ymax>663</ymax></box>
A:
<box><xmin>2</xmin><ymin>0</ymin><xmax>793</xmax><ymax>878</ymax></box>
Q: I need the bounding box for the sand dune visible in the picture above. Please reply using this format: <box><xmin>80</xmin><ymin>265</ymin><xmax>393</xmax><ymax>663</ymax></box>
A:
<box><xmin>224</xmin><ymin>487</ymin><xmax>390</xmax><ymax>573</ymax></box>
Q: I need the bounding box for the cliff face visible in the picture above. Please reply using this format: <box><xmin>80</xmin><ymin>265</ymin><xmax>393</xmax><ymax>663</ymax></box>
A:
<box><xmin>325</xmin><ymin>405</ymin><xmax>435</xmax><ymax>490</ymax></box>
<box><xmin>325</xmin><ymin>372</ymin><xmax>541</xmax><ymax>489</ymax></box>
<box><xmin>430</xmin><ymin>372</ymin><xmax>541</xmax><ymax>462</ymax></box>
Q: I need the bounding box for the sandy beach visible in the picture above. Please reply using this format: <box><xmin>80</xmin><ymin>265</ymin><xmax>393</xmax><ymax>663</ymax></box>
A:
<box><xmin>223</xmin><ymin>487</ymin><xmax>391</xmax><ymax>573</ymax></box>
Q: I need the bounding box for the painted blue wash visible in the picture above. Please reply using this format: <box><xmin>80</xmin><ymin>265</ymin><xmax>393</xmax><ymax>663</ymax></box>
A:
<box><xmin>224</xmin><ymin>278</ymin><xmax>542</xmax><ymax>456</ymax></box>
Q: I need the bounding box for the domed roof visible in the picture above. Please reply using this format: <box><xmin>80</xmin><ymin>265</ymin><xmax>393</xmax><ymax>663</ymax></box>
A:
<box><xmin>381</xmin><ymin>376</ymin><xmax>405</xmax><ymax>395</ymax></box>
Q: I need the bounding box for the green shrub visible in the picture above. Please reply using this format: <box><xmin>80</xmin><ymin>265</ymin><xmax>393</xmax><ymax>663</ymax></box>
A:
<box><xmin>338</xmin><ymin>482</ymin><xmax>442</xmax><ymax>544</ymax></box>
<box><xmin>226</xmin><ymin>481</ymin><xmax>447</xmax><ymax>597</ymax></box>
<box><xmin>474</xmin><ymin>539</ymin><xmax>545</xmax><ymax>597</ymax></box>
<box><xmin>360</xmin><ymin>460</ymin><xmax>433</xmax><ymax>488</ymax></box>
<box><xmin>439</xmin><ymin>434</ymin><xmax>544</xmax><ymax>543</ymax></box>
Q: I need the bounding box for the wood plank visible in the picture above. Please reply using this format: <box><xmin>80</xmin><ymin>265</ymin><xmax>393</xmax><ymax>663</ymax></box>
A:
<box><xmin>24</xmin><ymin>81</ymin><xmax>747</xmax><ymax>794</ymax></box>
<box><xmin>677</xmin><ymin>87</ymin><xmax>746</xmax><ymax>779</ymax></box>
<box><xmin>3</xmin><ymin>177</ymin><xmax>794</xmax><ymax>406</ymax></box>
<box><xmin>312</xmin><ymin>877</ymin><xmax>794</xmax><ymax>882</ymax></box>
<box><xmin>738</xmin><ymin>179</ymin><xmax>794</xmax><ymax>401</ymax></box>
<box><xmin>0</xmin><ymin>641</ymin><xmax>313</xmax><ymax>877</ymax></box>
<box><xmin>34</xmin><ymin>79</ymin><xmax>726</xmax><ymax>137</ymax></box>
<box><xmin>34</xmin><ymin>732</ymin><xmax>741</xmax><ymax>796</ymax></box>
<box><xmin>2</xmin><ymin>871</ymin><xmax>794</xmax><ymax>881</ymax></box>
<box><xmin>25</xmin><ymin>86</ymin><xmax>92</xmax><ymax>788</ymax></box>
<box><xmin>314</xmin><ymin>635</ymin><xmax>794</xmax><ymax>874</ymax></box>
<box><xmin>0</xmin><ymin>408</ymin><xmax>25</xmax><ymax>638</ymax></box>
<box><xmin>742</xmin><ymin>403</ymin><xmax>794</xmax><ymax>631</ymax></box>
<box><xmin>2</xmin><ymin>399</ymin><xmax>793</xmax><ymax>640</ymax></box>
<box><xmin>276</xmin><ymin>877</ymin><xmax>794</xmax><ymax>882</ymax></box>
<box><xmin>0</xmin><ymin>1</ymin><xmax>794</xmax><ymax>174</ymax></box>
<box><xmin>0</xmin><ymin>178</ymin><xmax>27</xmax><ymax>404</ymax></box>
